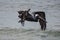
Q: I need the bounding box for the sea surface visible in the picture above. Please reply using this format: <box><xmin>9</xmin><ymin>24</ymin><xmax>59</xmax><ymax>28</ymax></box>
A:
<box><xmin>0</xmin><ymin>0</ymin><xmax>60</xmax><ymax>40</ymax></box>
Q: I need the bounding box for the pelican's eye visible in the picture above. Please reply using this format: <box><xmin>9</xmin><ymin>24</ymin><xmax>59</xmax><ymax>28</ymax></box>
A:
<box><xmin>35</xmin><ymin>14</ymin><xmax>38</xmax><ymax>17</ymax></box>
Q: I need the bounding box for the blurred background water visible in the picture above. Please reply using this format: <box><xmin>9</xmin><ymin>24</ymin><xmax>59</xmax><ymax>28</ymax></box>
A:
<box><xmin>0</xmin><ymin>0</ymin><xmax>60</xmax><ymax>40</ymax></box>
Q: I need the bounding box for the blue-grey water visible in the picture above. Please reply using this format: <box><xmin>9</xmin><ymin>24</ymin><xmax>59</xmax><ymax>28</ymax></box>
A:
<box><xmin>0</xmin><ymin>0</ymin><xmax>60</xmax><ymax>40</ymax></box>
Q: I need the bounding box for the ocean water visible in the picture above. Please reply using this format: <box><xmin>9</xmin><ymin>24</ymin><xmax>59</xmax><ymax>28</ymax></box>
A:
<box><xmin>0</xmin><ymin>0</ymin><xmax>60</xmax><ymax>40</ymax></box>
